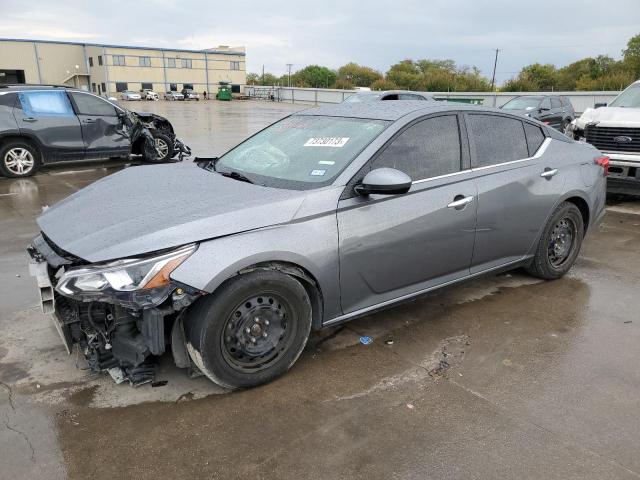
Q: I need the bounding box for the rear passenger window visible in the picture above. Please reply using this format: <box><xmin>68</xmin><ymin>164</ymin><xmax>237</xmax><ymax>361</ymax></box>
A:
<box><xmin>467</xmin><ymin>114</ymin><xmax>528</xmax><ymax>167</ymax></box>
<box><xmin>373</xmin><ymin>115</ymin><xmax>461</xmax><ymax>180</ymax></box>
<box><xmin>523</xmin><ymin>123</ymin><xmax>546</xmax><ymax>156</ymax></box>
<box><xmin>17</xmin><ymin>91</ymin><xmax>74</xmax><ymax>117</ymax></box>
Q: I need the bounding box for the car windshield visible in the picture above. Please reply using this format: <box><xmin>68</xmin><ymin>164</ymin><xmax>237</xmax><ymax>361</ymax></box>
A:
<box><xmin>215</xmin><ymin>115</ymin><xmax>390</xmax><ymax>189</ymax></box>
<box><xmin>609</xmin><ymin>83</ymin><xmax>640</xmax><ymax>108</ymax></box>
<box><xmin>344</xmin><ymin>93</ymin><xmax>383</xmax><ymax>103</ymax></box>
<box><xmin>502</xmin><ymin>97</ymin><xmax>543</xmax><ymax>110</ymax></box>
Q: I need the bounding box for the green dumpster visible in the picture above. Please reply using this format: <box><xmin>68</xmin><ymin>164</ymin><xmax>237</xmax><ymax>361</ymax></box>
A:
<box><xmin>216</xmin><ymin>82</ymin><xmax>232</xmax><ymax>101</ymax></box>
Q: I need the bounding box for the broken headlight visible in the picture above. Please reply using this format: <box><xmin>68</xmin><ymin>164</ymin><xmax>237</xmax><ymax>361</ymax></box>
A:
<box><xmin>55</xmin><ymin>244</ymin><xmax>196</xmax><ymax>308</ymax></box>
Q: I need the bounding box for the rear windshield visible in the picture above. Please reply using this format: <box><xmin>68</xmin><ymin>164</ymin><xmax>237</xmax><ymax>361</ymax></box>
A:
<box><xmin>501</xmin><ymin>97</ymin><xmax>543</xmax><ymax>110</ymax></box>
<box><xmin>343</xmin><ymin>93</ymin><xmax>383</xmax><ymax>103</ymax></box>
<box><xmin>216</xmin><ymin>115</ymin><xmax>390</xmax><ymax>189</ymax></box>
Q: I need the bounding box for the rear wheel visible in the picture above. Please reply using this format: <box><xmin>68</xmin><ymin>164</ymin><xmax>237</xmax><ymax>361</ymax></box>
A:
<box><xmin>184</xmin><ymin>271</ymin><xmax>312</xmax><ymax>389</ymax></box>
<box><xmin>0</xmin><ymin>140</ymin><xmax>41</xmax><ymax>178</ymax></box>
<box><xmin>526</xmin><ymin>202</ymin><xmax>584</xmax><ymax>280</ymax></box>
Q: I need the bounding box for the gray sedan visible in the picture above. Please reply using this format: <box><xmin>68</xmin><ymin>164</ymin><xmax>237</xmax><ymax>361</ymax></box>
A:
<box><xmin>28</xmin><ymin>102</ymin><xmax>607</xmax><ymax>389</ymax></box>
<box><xmin>343</xmin><ymin>90</ymin><xmax>434</xmax><ymax>103</ymax></box>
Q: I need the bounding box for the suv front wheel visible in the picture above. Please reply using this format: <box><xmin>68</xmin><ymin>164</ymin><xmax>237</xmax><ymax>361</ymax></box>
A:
<box><xmin>0</xmin><ymin>140</ymin><xmax>41</xmax><ymax>178</ymax></box>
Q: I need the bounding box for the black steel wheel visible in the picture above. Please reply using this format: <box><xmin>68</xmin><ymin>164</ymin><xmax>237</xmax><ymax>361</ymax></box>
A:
<box><xmin>184</xmin><ymin>270</ymin><xmax>312</xmax><ymax>389</ymax></box>
<box><xmin>526</xmin><ymin>202</ymin><xmax>584</xmax><ymax>280</ymax></box>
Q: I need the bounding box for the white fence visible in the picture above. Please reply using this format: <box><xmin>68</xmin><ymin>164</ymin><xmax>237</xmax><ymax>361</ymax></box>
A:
<box><xmin>244</xmin><ymin>86</ymin><xmax>621</xmax><ymax>114</ymax></box>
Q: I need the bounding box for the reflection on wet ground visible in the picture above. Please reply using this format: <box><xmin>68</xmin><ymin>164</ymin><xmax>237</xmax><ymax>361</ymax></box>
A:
<box><xmin>1</xmin><ymin>101</ymin><xmax>640</xmax><ymax>479</ymax></box>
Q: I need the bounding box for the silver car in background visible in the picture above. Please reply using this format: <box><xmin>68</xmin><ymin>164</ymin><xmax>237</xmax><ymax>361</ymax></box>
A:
<box><xmin>120</xmin><ymin>90</ymin><xmax>142</xmax><ymax>101</ymax></box>
<box><xmin>28</xmin><ymin>102</ymin><xmax>607</xmax><ymax>389</ymax></box>
<box><xmin>164</xmin><ymin>91</ymin><xmax>184</xmax><ymax>101</ymax></box>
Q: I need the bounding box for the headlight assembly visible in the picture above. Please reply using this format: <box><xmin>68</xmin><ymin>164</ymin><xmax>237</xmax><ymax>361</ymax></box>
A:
<box><xmin>55</xmin><ymin>244</ymin><xmax>197</xmax><ymax>308</ymax></box>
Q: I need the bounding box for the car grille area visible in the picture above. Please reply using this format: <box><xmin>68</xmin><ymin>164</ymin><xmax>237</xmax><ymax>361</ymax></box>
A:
<box><xmin>585</xmin><ymin>126</ymin><xmax>640</xmax><ymax>153</ymax></box>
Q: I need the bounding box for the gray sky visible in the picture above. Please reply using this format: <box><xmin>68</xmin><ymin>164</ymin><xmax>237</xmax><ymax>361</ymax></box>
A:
<box><xmin>1</xmin><ymin>0</ymin><xmax>639</xmax><ymax>84</ymax></box>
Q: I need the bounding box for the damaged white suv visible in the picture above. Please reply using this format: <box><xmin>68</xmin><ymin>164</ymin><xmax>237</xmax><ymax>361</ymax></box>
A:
<box><xmin>566</xmin><ymin>80</ymin><xmax>640</xmax><ymax>194</ymax></box>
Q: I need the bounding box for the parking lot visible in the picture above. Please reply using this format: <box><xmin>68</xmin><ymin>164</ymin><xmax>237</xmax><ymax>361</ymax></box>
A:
<box><xmin>2</xmin><ymin>99</ymin><xmax>640</xmax><ymax>479</ymax></box>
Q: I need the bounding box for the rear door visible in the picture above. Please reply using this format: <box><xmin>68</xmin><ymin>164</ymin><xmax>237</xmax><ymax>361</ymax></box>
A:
<box><xmin>337</xmin><ymin>113</ymin><xmax>478</xmax><ymax>314</ymax></box>
<box><xmin>465</xmin><ymin>113</ymin><xmax>565</xmax><ymax>272</ymax></box>
<box><xmin>68</xmin><ymin>91</ymin><xmax>129</xmax><ymax>158</ymax></box>
<box><xmin>13</xmin><ymin>90</ymin><xmax>85</xmax><ymax>162</ymax></box>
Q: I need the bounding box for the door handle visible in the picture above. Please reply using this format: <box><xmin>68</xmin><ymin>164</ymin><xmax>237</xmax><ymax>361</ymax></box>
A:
<box><xmin>540</xmin><ymin>168</ymin><xmax>558</xmax><ymax>179</ymax></box>
<box><xmin>22</xmin><ymin>117</ymin><xmax>37</xmax><ymax>123</ymax></box>
<box><xmin>447</xmin><ymin>195</ymin><xmax>474</xmax><ymax>210</ymax></box>
<box><xmin>82</xmin><ymin>118</ymin><xmax>95</xmax><ymax>123</ymax></box>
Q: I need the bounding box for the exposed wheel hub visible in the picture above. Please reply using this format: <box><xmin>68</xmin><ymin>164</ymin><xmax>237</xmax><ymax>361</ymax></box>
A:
<box><xmin>222</xmin><ymin>294</ymin><xmax>290</xmax><ymax>371</ymax></box>
<box><xmin>548</xmin><ymin>218</ymin><xmax>576</xmax><ymax>268</ymax></box>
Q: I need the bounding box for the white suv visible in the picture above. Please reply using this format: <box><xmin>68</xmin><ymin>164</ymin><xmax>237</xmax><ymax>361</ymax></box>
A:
<box><xmin>567</xmin><ymin>80</ymin><xmax>640</xmax><ymax>194</ymax></box>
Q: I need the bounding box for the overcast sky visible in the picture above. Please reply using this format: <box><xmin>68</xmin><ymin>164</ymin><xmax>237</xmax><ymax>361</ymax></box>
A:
<box><xmin>1</xmin><ymin>0</ymin><xmax>639</xmax><ymax>84</ymax></box>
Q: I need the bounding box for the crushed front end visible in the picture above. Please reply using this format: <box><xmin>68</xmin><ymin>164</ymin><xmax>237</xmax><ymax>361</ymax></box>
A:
<box><xmin>28</xmin><ymin>234</ymin><xmax>201</xmax><ymax>386</ymax></box>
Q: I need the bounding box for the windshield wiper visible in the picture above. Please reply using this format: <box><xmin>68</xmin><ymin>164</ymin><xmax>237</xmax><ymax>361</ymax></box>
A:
<box><xmin>220</xmin><ymin>170</ymin><xmax>254</xmax><ymax>184</ymax></box>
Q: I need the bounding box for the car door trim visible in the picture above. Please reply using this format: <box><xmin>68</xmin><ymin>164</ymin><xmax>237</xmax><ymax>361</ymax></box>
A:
<box><xmin>323</xmin><ymin>256</ymin><xmax>527</xmax><ymax>327</ymax></box>
<box><xmin>470</xmin><ymin>137</ymin><xmax>551</xmax><ymax>172</ymax></box>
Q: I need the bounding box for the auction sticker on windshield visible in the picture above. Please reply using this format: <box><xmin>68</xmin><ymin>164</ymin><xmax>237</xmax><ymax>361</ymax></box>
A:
<box><xmin>304</xmin><ymin>137</ymin><xmax>350</xmax><ymax>147</ymax></box>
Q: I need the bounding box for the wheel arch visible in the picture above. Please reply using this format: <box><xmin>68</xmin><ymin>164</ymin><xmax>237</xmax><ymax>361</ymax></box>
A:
<box><xmin>563</xmin><ymin>195</ymin><xmax>590</xmax><ymax>234</ymax></box>
<box><xmin>0</xmin><ymin>133</ymin><xmax>44</xmax><ymax>158</ymax></box>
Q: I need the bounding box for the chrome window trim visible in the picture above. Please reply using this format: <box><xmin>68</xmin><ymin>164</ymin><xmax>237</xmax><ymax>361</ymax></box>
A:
<box><xmin>409</xmin><ymin>137</ymin><xmax>551</xmax><ymax>185</ymax></box>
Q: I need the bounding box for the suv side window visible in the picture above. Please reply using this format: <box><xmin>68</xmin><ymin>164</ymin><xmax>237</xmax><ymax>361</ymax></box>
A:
<box><xmin>551</xmin><ymin>98</ymin><xmax>562</xmax><ymax>109</ymax></box>
<box><xmin>70</xmin><ymin>93</ymin><xmax>118</xmax><ymax>116</ymax></box>
<box><xmin>17</xmin><ymin>91</ymin><xmax>75</xmax><ymax>117</ymax></box>
<box><xmin>523</xmin><ymin>123</ymin><xmax>546</xmax><ymax>156</ymax></box>
<box><xmin>467</xmin><ymin>114</ymin><xmax>528</xmax><ymax>167</ymax></box>
<box><xmin>372</xmin><ymin>115</ymin><xmax>461</xmax><ymax>180</ymax></box>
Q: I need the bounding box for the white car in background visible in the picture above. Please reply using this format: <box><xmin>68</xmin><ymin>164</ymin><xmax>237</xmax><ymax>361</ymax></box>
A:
<box><xmin>164</xmin><ymin>91</ymin><xmax>185</xmax><ymax>101</ymax></box>
<box><xmin>120</xmin><ymin>91</ymin><xmax>142</xmax><ymax>101</ymax></box>
<box><xmin>566</xmin><ymin>79</ymin><xmax>640</xmax><ymax>195</ymax></box>
<box><xmin>142</xmin><ymin>90</ymin><xmax>159</xmax><ymax>101</ymax></box>
<box><xmin>182</xmin><ymin>89</ymin><xmax>200</xmax><ymax>101</ymax></box>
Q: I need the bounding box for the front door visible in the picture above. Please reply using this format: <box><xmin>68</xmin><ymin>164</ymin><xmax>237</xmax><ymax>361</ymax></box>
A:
<box><xmin>13</xmin><ymin>90</ymin><xmax>85</xmax><ymax>162</ymax></box>
<box><xmin>338</xmin><ymin>114</ymin><xmax>478</xmax><ymax>314</ymax></box>
<box><xmin>464</xmin><ymin>113</ymin><xmax>566</xmax><ymax>273</ymax></box>
<box><xmin>68</xmin><ymin>92</ymin><xmax>129</xmax><ymax>158</ymax></box>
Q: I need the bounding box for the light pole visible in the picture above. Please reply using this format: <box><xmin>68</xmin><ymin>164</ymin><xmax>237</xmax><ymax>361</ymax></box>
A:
<box><xmin>490</xmin><ymin>49</ymin><xmax>500</xmax><ymax>92</ymax></box>
<box><xmin>286</xmin><ymin>63</ymin><xmax>293</xmax><ymax>87</ymax></box>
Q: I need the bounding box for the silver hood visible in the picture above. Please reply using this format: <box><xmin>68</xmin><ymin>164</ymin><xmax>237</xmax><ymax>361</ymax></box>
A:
<box><xmin>37</xmin><ymin>163</ymin><xmax>308</xmax><ymax>262</ymax></box>
<box><xmin>575</xmin><ymin>107</ymin><xmax>640</xmax><ymax>129</ymax></box>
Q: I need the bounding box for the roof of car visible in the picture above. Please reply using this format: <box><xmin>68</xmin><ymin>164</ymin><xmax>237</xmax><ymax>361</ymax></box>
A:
<box><xmin>296</xmin><ymin>100</ymin><xmax>479</xmax><ymax>121</ymax></box>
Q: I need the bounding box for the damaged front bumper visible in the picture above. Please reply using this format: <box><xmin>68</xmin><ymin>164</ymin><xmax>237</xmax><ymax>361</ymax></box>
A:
<box><xmin>27</xmin><ymin>235</ymin><xmax>202</xmax><ymax>386</ymax></box>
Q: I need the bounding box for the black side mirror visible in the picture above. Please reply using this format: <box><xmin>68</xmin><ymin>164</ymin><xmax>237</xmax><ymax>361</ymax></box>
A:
<box><xmin>594</xmin><ymin>102</ymin><xmax>607</xmax><ymax>108</ymax></box>
<box><xmin>355</xmin><ymin>168</ymin><xmax>412</xmax><ymax>196</ymax></box>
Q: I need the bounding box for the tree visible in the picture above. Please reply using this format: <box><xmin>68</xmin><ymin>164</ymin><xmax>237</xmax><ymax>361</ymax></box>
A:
<box><xmin>370</xmin><ymin>79</ymin><xmax>398</xmax><ymax>91</ymax></box>
<box><xmin>336</xmin><ymin>63</ymin><xmax>383</xmax><ymax>88</ymax></box>
<box><xmin>246</xmin><ymin>72</ymin><xmax>280</xmax><ymax>86</ymax></box>
<box><xmin>290</xmin><ymin>65</ymin><xmax>337</xmax><ymax>88</ymax></box>
<box><xmin>623</xmin><ymin>33</ymin><xmax>640</xmax><ymax>79</ymax></box>
<box><xmin>385</xmin><ymin>59</ymin><xmax>491</xmax><ymax>92</ymax></box>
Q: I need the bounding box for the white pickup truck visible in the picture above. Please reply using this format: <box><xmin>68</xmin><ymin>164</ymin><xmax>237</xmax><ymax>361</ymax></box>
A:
<box><xmin>566</xmin><ymin>80</ymin><xmax>640</xmax><ymax>194</ymax></box>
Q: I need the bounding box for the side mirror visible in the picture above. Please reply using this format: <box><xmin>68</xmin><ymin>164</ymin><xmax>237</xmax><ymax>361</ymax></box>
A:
<box><xmin>354</xmin><ymin>168</ymin><xmax>412</xmax><ymax>196</ymax></box>
<box><xmin>594</xmin><ymin>102</ymin><xmax>607</xmax><ymax>108</ymax></box>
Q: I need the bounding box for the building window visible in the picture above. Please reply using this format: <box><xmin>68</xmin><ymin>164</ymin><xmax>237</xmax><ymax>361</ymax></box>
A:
<box><xmin>115</xmin><ymin>82</ymin><xmax>128</xmax><ymax>92</ymax></box>
<box><xmin>88</xmin><ymin>57</ymin><xmax>94</xmax><ymax>67</ymax></box>
<box><xmin>141</xmin><ymin>82</ymin><xmax>153</xmax><ymax>91</ymax></box>
<box><xmin>230</xmin><ymin>61</ymin><xmax>241</xmax><ymax>70</ymax></box>
<box><xmin>113</xmin><ymin>55</ymin><xmax>126</xmax><ymax>66</ymax></box>
<box><xmin>139</xmin><ymin>56</ymin><xmax>151</xmax><ymax>67</ymax></box>
<box><xmin>182</xmin><ymin>84</ymin><xmax>193</xmax><ymax>90</ymax></box>
<box><xmin>169</xmin><ymin>83</ymin><xmax>177</xmax><ymax>92</ymax></box>
<box><xmin>98</xmin><ymin>55</ymin><xmax>103</xmax><ymax>66</ymax></box>
<box><xmin>181</xmin><ymin>58</ymin><xmax>192</xmax><ymax>69</ymax></box>
<box><xmin>91</xmin><ymin>83</ymin><xmax>96</xmax><ymax>92</ymax></box>
<box><xmin>101</xmin><ymin>83</ymin><xmax>106</xmax><ymax>93</ymax></box>
<box><xmin>167</xmin><ymin>58</ymin><xmax>176</xmax><ymax>68</ymax></box>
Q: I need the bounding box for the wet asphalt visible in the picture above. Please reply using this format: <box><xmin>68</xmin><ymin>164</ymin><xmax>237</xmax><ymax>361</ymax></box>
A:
<box><xmin>1</xmin><ymin>100</ymin><xmax>640</xmax><ymax>479</ymax></box>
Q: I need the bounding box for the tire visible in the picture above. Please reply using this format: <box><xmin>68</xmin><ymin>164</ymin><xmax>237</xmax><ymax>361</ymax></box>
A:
<box><xmin>144</xmin><ymin>132</ymin><xmax>174</xmax><ymax>163</ymax></box>
<box><xmin>0</xmin><ymin>140</ymin><xmax>41</xmax><ymax>178</ymax></box>
<box><xmin>561</xmin><ymin>118</ymin><xmax>571</xmax><ymax>132</ymax></box>
<box><xmin>184</xmin><ymin>271</ymin><xmax>312</xmax><ymax>389</ymax></box>
<box><xmin>526</xmin><ymin>202</ymin><xmax>584</xmax><ymax>280</ymax></box>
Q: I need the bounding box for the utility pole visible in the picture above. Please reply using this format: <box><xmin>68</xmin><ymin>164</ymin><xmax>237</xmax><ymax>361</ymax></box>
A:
<box><xmin>262</xmin><ymin>65</ymin><xmax>265</xmax><ymax>86</ymax></box>
<box><xmin>490</xmin><ymin>48</ymin><xmax>500</xmax><ymax>92</ymax></box>
<box><xmin>286</xmin><ymin>63</ymin><xmax>293</xmax><ymax>87</ymax></box>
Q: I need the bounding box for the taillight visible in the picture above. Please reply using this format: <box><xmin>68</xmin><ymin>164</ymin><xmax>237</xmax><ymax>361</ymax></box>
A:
<box><xmin>594</xmin><ymin>156</ymin><xmax>609</xmax><ymax>176</ymax></box>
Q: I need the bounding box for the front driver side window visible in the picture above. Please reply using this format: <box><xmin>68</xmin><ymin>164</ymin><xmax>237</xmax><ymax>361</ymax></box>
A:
<box><xmin>70</xmin><ymin>93</ymin><xmax>118</xmax><ymax>116</ymax></box>
<box><xmin>372</xmin><ymin>115</ymin><xmax>462</xmax><ymax>181</ymax></box>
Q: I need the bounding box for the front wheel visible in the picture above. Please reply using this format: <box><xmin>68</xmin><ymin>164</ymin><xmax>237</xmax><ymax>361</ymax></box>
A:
<box><xmin>184</xmin><ymin>271</ymin><xmax>312</xmax><ymax>389</ymax></box>
<box><xmin>526</xmin><ymin>202</ymin><xmax>584</xmax><ymax>280</ymax></box>
<box><xmin>0</xmin><ymin>140</ymin><xmax>41</xmax><ymax>178</ymax></box>
<box><xmin>144</xmin><ymin>132</ymin><xmax>174</xmax><ymax>163</ymax></box>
